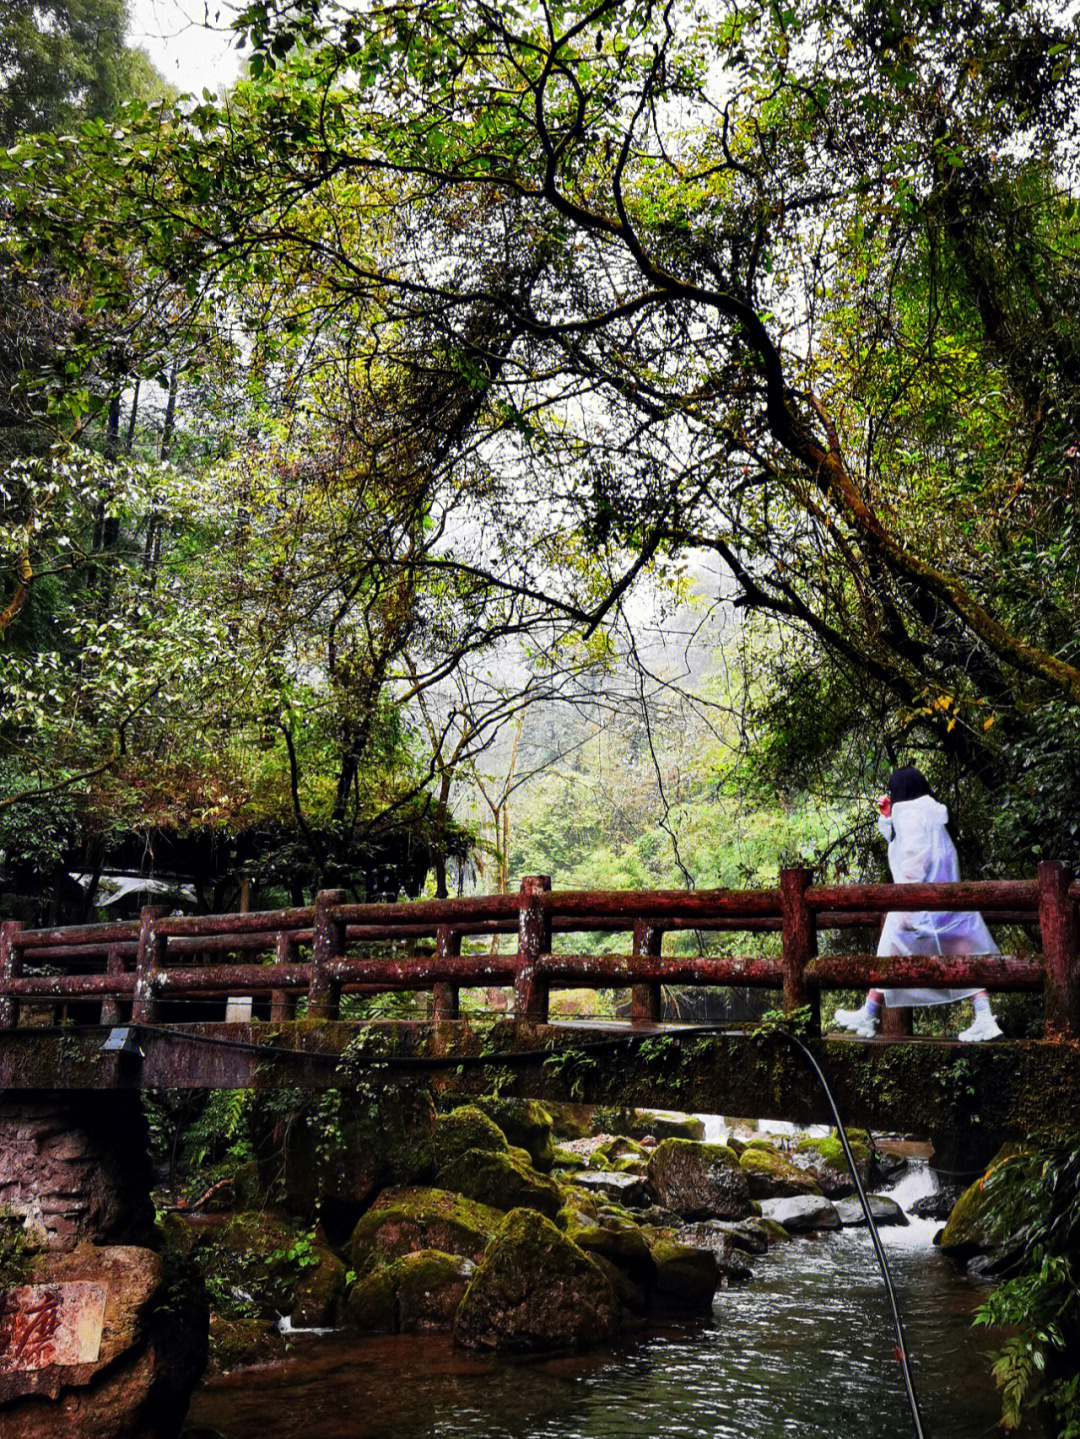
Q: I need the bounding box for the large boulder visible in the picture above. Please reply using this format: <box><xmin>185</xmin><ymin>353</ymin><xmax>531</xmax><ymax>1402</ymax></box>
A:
<box><xmin>594</xmin><ymin>1108</ymin><xmax>706</xmax><ymax>1143</ymax></box>
<box><xmin>739</xmin><ymin>1144</ymin><xmax>823</xmax><ymax>1200</ymax></box>
<box><xmin>0</xmin><ymin>1242</ymin><xmax>207</xmax><ymax>1439</ymax></box>
<box><xmin>433</xmin><ymin>1107</ymin><xmax>509</xmax><ymax>1169</ymax></box>
<box><xmin>179</xmin><ymin>1210</ymin><xmax>340</xmax><ymax>1323</ymax></box>
<box><xmin>280</xmin><ymin>1086</ymin><xmax>437</xmax><ymax>1217</ymax></box>
<box><xmin>436</xmin><ymin>1149</ymin><xmax>564</xmax><ymax>1220</ymax></box>
<box><xmin>936</xmin><ymin>1147</ymin><xmax>1039</xmax><ymax>1261</ymax></box>
<box><xmin>563</xmin><ymin>1216</ymin><xmax>658</xmax><ymax>1289</ymax></box>
<box><xmin>643</xmin><ymin>1236</ymin><xmax>721</xmax><ymax>1311</ymax></box>
<box><xmin>791</xmin><ymin>1130</ymin><xmax>874</xmax><ymax>1198</ymax></box>
<box><xmin>469</xmin><ymin>1098</ymin><xmax>555</xmax><ymax>1173</ymax></box>
<box><xmin>569</xmin><ymin>1170</ymin><xmax>652</xmax><ymax>1207</ymax></box>
<box><xmin>834</xmin><ymin>1196</ymin><xmax>909</xmax><ymax>1228</ymax></box>
<box><xmin>350</xmin><ymin>1188</ymin><xmax>503</xmax><ymax>1274</ymax></box>
<box><xmin>454</xmin><ymin>1209</ymin><xmax>619</xmax><ymax>1352</ymax></box>
<box><xmin>346</xmin><ymin>1250</ymin><xmax>475</xmax><ymax>1333</ymax></box>
<box><xmin>646</xmin><ymin>1140</ymin><xmax>752</xmax><ymax>1220</ymax></box>
<box><xmin>759</xmin><ymin>1196</ymin><xmax>840</xmax><ymax>1233</ymax></box>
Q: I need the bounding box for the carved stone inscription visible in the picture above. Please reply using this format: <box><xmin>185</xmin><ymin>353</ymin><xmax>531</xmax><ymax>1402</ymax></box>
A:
<box><xmin>0</xmin><ymin>1283</ymin><xmax>106</xmax><ymax>1373</ymax></box>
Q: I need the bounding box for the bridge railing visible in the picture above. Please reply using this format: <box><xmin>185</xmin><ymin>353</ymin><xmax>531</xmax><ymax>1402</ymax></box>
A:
<box><xmin>1</xmin><ymin>861</ymin><xmax>1076</xmax><ymax>1039</ymax></box>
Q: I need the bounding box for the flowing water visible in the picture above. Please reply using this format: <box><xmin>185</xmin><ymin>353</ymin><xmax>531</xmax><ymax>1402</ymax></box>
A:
<box><xmin>184</xmin><ymin>1160</ymin><xmax>1025</xmax><ymax>1439</ymax></box>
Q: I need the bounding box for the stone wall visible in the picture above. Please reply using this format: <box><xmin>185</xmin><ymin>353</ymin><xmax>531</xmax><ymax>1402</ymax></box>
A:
<box><xmin>0</xmin><ymin>1091</ymin><xmax>155</xmax><ymax>1250</ymax></box>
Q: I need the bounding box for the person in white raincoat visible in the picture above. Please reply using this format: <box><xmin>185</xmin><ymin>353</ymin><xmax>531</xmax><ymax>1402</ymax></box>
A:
<box><xmin>833</xmin><ymin>766</ymin><xmax>1003</xmax><ymax>1042</ymax></box>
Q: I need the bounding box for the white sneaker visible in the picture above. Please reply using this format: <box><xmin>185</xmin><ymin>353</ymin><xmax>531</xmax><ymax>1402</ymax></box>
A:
<box><xmin>958</xmin><ymin>1012</ymin><xmax>1003</xmax><ymax>1043</ymax></box>
<box><xmin>833</xmin><ymin>1007</ymin><xmax>879</xmax><ymax>1038</ymax></box>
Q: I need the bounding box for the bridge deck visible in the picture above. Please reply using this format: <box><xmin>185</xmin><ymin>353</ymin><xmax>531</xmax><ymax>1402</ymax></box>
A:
<box><xmin>1</xmin><ymin>1018</ymin><xmax>1076</xmax><ymax>1142</ymax></box>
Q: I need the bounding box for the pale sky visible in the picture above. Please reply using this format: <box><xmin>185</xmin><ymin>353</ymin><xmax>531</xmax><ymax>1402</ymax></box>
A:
<box><xmin>127</xmin><ymin>0</ymin><xmax>245</xmax><ymax>94</ymax></box>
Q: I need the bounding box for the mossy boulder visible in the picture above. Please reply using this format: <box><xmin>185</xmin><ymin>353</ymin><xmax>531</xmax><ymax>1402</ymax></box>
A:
<box><xmin>740</xmin><ymin>1145</ymin><xmax>824</xmax><ymax>1200</ymax></box>
<box><xmin>644</xmin><ymin>1236</ymin><xmax>720</xmax><ymax>1311</ymax></box>
<box><xmin>350</xmin><ymin>1187</ymin><xmax>503</xmax><ymax>1274</ymax></box>
<box><xmin>593</xmin><ymin>1108</ymin><xmax>705</xmax><ymax>1143</ymax></box>
<box><xmin>282</xmin><ymin>1085</ymin><xmax>437</xmax><ymax>1216</ymax></box>
<box><xmin>454</xmin><ymin>1208</ymin><xmax>619</xmax><ymax>1352</ymax></box>
<box><xmin>434</xmin><ymin>1107</ymin><xmax>510</xmax><ymax>1169</ymax></box>
<box><xmin>647</xmin><ymin>1140</ymin><xmax>752</xmax><ymax>1220</ymax></box>
<box><xmin>593</xmin><ymin>1137</ymin><xmax>650</xmax><ymax>1165</ymax></box>
<box><xmin>571</xmin><ymin>1170</ymin><xmax>651</xmax><ymax>1206</ymax></box>
<box><xmin>188</xmin><ymin>1209</ymin><xmax>334</xmax><ymax>1321</ymax></box>
<box><xmin>937</xmin><ymin>1147</ymin><xmax>1040</xmax><ymax>1260</ymax></box>
<box><xmin>436</xmin><ymin>1148</ymin><xmax>564</xmax><ymax>1219</ymax></box>
<box><xmin>469</xmin><ymin>1098</ymin><xmax>555</xmax><ymax>1172</ymax></box>
<box><xmin>290</xmin><ymin>1246</ymin><xmax>347</xmax><ymax>1326</ymax></box>
<box><xmin>552</xmin><ymin>1147</ymin><xmax>586</xmax><ymax>1172</ymax></box>
<box><xmin>346</xmin><ymin>1249</ymin><xmax>474</xmax><ymax>1333</ymax></box>
<box><xmin>792</xmin><ymin>1129</ymin><xmax>874</xmax><ymax>1198</ymax></box>
<box><xmin>562</xmin><ymin>1216</ymin><xmax>657</xmax><ymax>1289</ymax></box>
<box><xmin>542</xmin><ymin>1102</ymin><xmax>593</xmax><ymax>1141</ymax></box>
<box><xmin>208</xmin><ymin>1315</ymin><xmax>289</xmax><ymax>1372</ymax></box>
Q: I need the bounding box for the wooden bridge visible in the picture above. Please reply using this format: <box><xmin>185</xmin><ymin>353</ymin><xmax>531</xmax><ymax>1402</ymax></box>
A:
<box><xmin>1</xmin><ymin>862</ymin><xmax>1078</xmax><ymax>1139</ymax></box>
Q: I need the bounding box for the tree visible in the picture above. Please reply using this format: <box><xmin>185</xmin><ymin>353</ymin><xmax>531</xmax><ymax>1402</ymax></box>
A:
<box><xmin>4</xmin><ymin>0</ymin><xmax>1080</xmax><ymax>879</ymax></box>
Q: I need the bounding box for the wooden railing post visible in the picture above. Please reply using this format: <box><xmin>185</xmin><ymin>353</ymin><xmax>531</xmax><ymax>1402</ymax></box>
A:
<box><xmin>309</xmin><ymin>889</ymin><xmax>347</xmax><ymax>1019</ymax></box>
<box><xmin>780</xmin><ymin>867</ymin><xmax>819</xmax><ymax>1033</ymax></box>
<box><xmin>1039</xmin><ymin>860</ymin><xmax>1079</xmax><ymax>1041</ymax></box>
<box><xmin>270</xmin><ymin>932</ymin><xmax>297</xmax><ymax>1023</ymax></box>
<box><xmin>515</xmin><ymin>875</ymin><xmax>551</xmax><ymax>1022</ymax></box>
<box><xmin>433</xmin><ymin>926</ymin><xmax>461</xmax><ymax>1022</ymax></box>
<box><xmin>101</xmin><ymin>943</ymin><xmax>126</xmax><ymax>1026</ymax></box>
<box><xmin>631</xmin><ymin>920</ymin><xmax>663</xmax><ymax>1023</ymax></box>
<box><xmin>131</xmin><ymin>905</ymin><xmax>168</xmax><ymax>1024</ymax></box>
<box><xmin>0</xmin><ymin>921</ymin><xmax>24</xmax><ymax>1030</ymax></box>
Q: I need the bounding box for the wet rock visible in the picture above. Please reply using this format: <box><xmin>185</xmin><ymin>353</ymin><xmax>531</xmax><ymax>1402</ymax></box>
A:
<box><xmin>791</xmin><ymin>1129</ymin><xmax>874</xmax><ymax>1198</ymax></box>
<box><xmin>346</xmin><ymin>1249</ymin><xmax>474</xmax><ymax>1333</ymax></box>
<box><xmin>281</xmin><ymin>1086</ymin><xmax>436</xmax><ymax>1217</ymax></box>
<box><xmin>646</xmin><ymin>1140</ymin><xmax>752</xmax><ymax>1220</ymax></box>
<box><xmin>909</xmin><ymin>1185</ymin><xmax>965</xmax><ymax>1221</ymax></box>
<box><xmin>739</xmin><ymin>1144</ymin><xmax>824</xmax><ymax>1200</ymax></box>
<box><xmin>454</xmin><ymin>1209</ymin><xmax>619</xmax><ymax>1352</ymax></box>
<box><xmin>570</xmin><ymin>1170</ymin><xmax>651</xmax><ymax>1207</ymax></box>
<box><xmin>350</xmin><ymin>1188</ymin><xmax>503</xmax><ymax>1274</ymax></box>
<box><xmin>469</xmin><ymin>1098</ymin><xmax>555</xmax><ymax>1173</ymax></box>
<box><xmin>676</xmin><ymin>1219</ymin><xmax>767</xmax><ymax>1257</ymax></box>
<box><xmin>833</xmin><ymin>1196</ymin><xmax>909</xmax><ymax>1228</ymax></box>
<box><xmin>436</xmin><ymin>1149</ymin><xmax>564</xmax><ymax>1220</ymax></box>
<box><xmin>758</xmin><ymin>1196</ymin><xmax>841</xmax><ymax>1233</ymax></box>
<box><xmin>643</xmin><ymin>1236</ymin><xmax>720</xmax><ymax>1311</ymax></box>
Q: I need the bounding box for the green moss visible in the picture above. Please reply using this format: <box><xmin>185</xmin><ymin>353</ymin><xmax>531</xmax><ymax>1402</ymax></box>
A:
<box><xmin>0</xmin><ymin>1207</ymin><xmax>33</xmax><ymax>1287</ymax></box>
<box><xmin>437</xmin><ymin>1148</ymin><xmax>564</xmax><ymax>1219</ymax></box>
<box><xmin>739</xmin><ymin>1146</ymin><xmax>822</xmax><ymax>1199</ymax></box>
<box><xmin>346</xmin><ymin>1248</ymin><xmax>473</xmax><ymax>1332</ymax></box>
<box><xmin>350</xmin><ymin>1186</ymin><xmax>504</xmax><ymax>1273</ymax></box>
<box><xmin>434</xmin><ymin>1107</ymin><xmax>509</xmax><ymax>1169</ymax></box>
<box><xmin>470</xmin><ymin>1098</ymin><xmax>556</xmax><ymax>1172</ymax></box>
<box><xmin>552</xmin><ymin>1147</ymin><xmax>586</xmax><ymax>1172</ymax></box>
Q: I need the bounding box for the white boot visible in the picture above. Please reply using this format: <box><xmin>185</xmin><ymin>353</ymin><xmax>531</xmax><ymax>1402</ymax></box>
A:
<box><xmin>958</xmin><ymin>1012</ymin><xmax>1003</xmax><ymax>1043</ymax></box>
<box><xmin>833</xmin><ymin>1005</ymin><xmax>880</xmax><ymax>1039</ymax></box>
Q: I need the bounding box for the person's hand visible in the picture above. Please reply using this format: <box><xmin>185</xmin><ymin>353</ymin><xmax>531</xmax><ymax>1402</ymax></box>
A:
<box><xmin>877</xmin><ymin>794</ymin><xmax>891</xmax><ymax>818</ymax></box>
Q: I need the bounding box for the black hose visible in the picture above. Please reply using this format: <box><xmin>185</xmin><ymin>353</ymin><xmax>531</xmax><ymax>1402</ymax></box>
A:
<box><xmin>781</xmin><ymin>1029</ymin><xmax>928</xmax><ymax>1439</ymax></box>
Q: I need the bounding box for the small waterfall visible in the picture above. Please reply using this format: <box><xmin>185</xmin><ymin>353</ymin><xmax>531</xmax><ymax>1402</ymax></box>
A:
<box><xmin>881</xmin><ymin>1156</ymin><xmax>938</xmax><ymax>1212</ymax></box>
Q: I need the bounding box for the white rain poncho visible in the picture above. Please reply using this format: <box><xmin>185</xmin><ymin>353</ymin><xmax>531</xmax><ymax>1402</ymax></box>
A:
<box><xmin>877</xmin><ymin>793</ymin><xmax>998</xmax><ymax>1007</ymax></box>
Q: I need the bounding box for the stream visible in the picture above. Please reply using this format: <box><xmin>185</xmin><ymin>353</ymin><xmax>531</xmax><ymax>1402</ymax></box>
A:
<box><xmin>184</xmin><ymin>1155</ymin><xmax>1024</xmax><ymax>1439</ymax></box>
